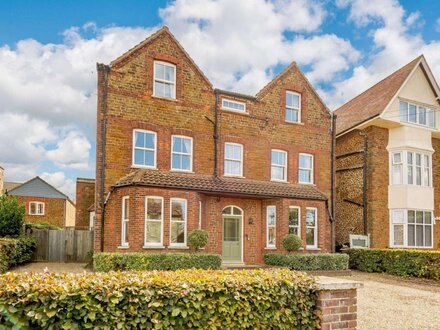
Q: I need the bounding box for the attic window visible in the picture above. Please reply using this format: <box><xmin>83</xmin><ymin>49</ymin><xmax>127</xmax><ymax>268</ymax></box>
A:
<box><xmin>222</xmin><ymin>99</ymin><xmax>246</xmax><ymax>112</ymax></box>
<box><xmin>285</xmin><ymin>91</ymin><xmax>301</xmax><ymax>123</ymax></box>
<box><xmin>399</xmin><ymin>100</ymin><xmax>435</xmax><ymax>128</ymax></box>
<box><xmin>29</xmin><ymin>202</ymin><xmax>44</xmax><ymax>215</ymax></box>
<box><xmin>153</xmin><ymin>61</ymin><xmax>176</xmax><ymax>99</ymax></box>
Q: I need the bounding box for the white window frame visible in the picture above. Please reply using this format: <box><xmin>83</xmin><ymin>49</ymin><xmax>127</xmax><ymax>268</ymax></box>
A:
<box><xmin>171</xmin><ymin>135</ymin><xmax>193</xmax><ymax>172</ymax></box>
<box><xmin>399</xmin><ymin>100</ymin><xmax>436</xmax><ymax>129</ymax></box>
<box><xmin>299</xmin><ymin>153</ymin><xmax>314</xmax><ymax>184</ymax></box>
<box><xmin>132</xmin><ymin>129</ymin><xmax>157</xmax><ymax>169</ymax></box>
<box><xmin>288</xmin><ymin>206</ymin><xmax>301</xmax><ymax>238</ymax></box>
<box><xmin>170</xmin><ymin>198</ymin><xmax>187</xmax><ymax>247</ymax></box>
<box><xmin>29</xmin><ymin>202</ymin><xmax>45</xmax><ymax>215</ymax></box>
<box><xmin>306</xmin><ymin>207</ymin><xmax>318</xmax><ymax>249</ymax></box>
<box><xmin>390</xmin><ymin>209</ymin><xmax>434</xmax><ymax>249</ymax></box>
<box><xmin>224</xmin><ymin>143</ymin><xmax>243</xmax><ymax>177</ymax></box>
<box><xmin>389</xmin><ymin>150</ymin><xmax>432</xmax><ymax>187</ymax></box>
<box><xmin>285</xmin><ymin>91</ymin><xmax>301</xmax><ymax>123</ymax></box>
<box><xmin>221</xmin><ymin>98</ymin><xmax>246</xmax><ymax>113</ymax></box>
<box><xmin>121</xmin><ymin>196</ymin><xmax>129</xmax><ymax>247</ymax></box>
<box><xmin>266</xmin><ymin>206</ymin><xmax>276</xmax><ymax>248</ymax></box>
<box><xmin>153</xmin><ymin>61</ymin><xmax>176</xmax><ymax>99</ymax></box>
<box><xmin>271</xmin><ymin>149</ymin><xmax>288</xmax><ymax>182</ymax></box>
<box><xmin>144</xmin><ymin>196</ymin><xmax>164</xmax><ymax>248</ymax></box>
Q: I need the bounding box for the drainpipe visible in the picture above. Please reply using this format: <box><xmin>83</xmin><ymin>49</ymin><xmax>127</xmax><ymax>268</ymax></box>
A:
<box><xmin>97</xmin><ymin>63</ymin><xmax>110</xmax><ymax>252</ymax></box>
<box><xmin>213</xmin><ymin>90</ymin><xmax>219</xmax><ymax>177</ymax></box>
<box><xmin>330</xmin><ymin>113</ymin><xmax>337</xmax><ymax>252</ymax></box>
<box><xmin>359</xmin><ymin>131</ymin><xmax>369</xmax><ymax>236</ymax></box>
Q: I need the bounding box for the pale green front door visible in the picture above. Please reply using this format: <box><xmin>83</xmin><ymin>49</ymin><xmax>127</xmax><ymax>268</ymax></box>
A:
<box><xmin>222</xmin><ymin>216</ymin><xmax>242</xmax><ymax>262</ymax></box>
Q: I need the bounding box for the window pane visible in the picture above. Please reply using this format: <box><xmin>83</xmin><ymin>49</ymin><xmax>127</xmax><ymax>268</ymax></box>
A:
<box><xmin>182</xmin><ymin>138</ymin><xmax>191</xmax><ymax>154</ymax></box>
<box><xmin>400</xmin><ymin>101</ymin><xmax>408</xmax><ymax>121</ymax></box>
<box><xmin>222</xmin><ymin>207</ymin><xmax>232</xmax><ymax>215</ymax></box>
<box><xmin>419</xmin><ymin>107</ymin><xmax>426</xmax><ymax>125</ymax></box>
<box><xmin>425</xmin><ymin>212</ymin><xmax>432</xmax><ymax>224</ymax></box>
<box><xmin>416</xmin><ymin>225</ymin><xmax>423</xmax><ymax>246</ymax></box>
<box><xmin>172</xmin><ymin>154</ymin><xmax>181</xmax><ymax>169</ymax></box>
<box><xmin>271</xmin><ymin>166</ymin><xmax>285</xmax><ymax>181</ymax></box>
<box><xmin>163</xmin><ymin>83</ymin><xmax>173</xmax><ymax>98</ymax></box>
<box><xmin>416</xmin><ymin>166</ymin><xmax>422</xmax><ymax>185</ymax></box>
<box><xmin>289</xmin><ymin>227</ymin><xmax>299</xmax><ymax>235</ymax></box>
<box><xmin>232</xmin><ymin>207</ymin><xmax>242</xmax><ymax>215</ymax></box>
<box><xmin>393</xmin><ymin>165</ymin><xmax>402</xmax><ymax>184</ymax></box>
<box><xmin>306</xmin><ymin>228</ymin><xmax>315</xmax><ymax>246</ymax></box>
<box><xmin>272</xmin><ymin>151</ymin><xmax>286</xmax><ymax>166</ymax></box>
<box><xmin>393</xmin><ymin>153</ymin><xmax>402</xmax><ymax>164</ymax></box>
<box><xmin>425</xmin><ymin>226</ymin><xmax>432</xmax><ymax>247</ymax></box>
<box><xmin>299</xmin><ymin>155</ymin><xmax>312</xmax><ymax>169</ymax></box>
<box><xmin>164</xmin><ymin>65</ymin><xmax>175</xmax><ymax>82</ymax></box>
<box><xmin>394</xmin><ymin>224</ymin><xmax>404</xmax><ymax>246</ymax></box>
<box><xmin>147</xmin><ymin>198</ymin><xmax>162</xmax><ymax>220</ymax></box>
<box><xmin>427</xmin><ymin>109</ymin><xmax>435</xmax><ymax>128</ymax></box>
<box><xmin>38</xmin><ymin>203</ymin><xmax>44</xmax><ymax>214</ymax></box>
<box><xmin>286</xmin><ymin>92</ymin><xmax>299</xmax><ymax>108</ymax></box>
<box><xmin>171</xmin><ymin>222</ymin><xmax>185</xmax><ymax>243</ymax></box>
<box><xmin>154</xmin><ymin>81</ymin><xmax>164</xmax><ymax>96</ymax></box>
<box><xmin>135</xmin><ymin>132</ymin><xmax>145</xmax><ymax>148</ymax></box>
<box><xmin>393</xmin><ymin>210</ymin><xmax>404</xmax><ymax>224</ymax></box>
<box><xmin>286</xmin><ymin>109</ymin><xmax>298</xmax><ymax>122</ymax></box>
<box><xmin>171</xmin><ymin>201</ymin><xmax>185</xmax><ymax>221</ymax></box>
<box><xmin>225</xmin><ymin>160</ymin><xmax>241</xmax><ymax>175</ymax></box>
<box><xmin>299</xmin><ymin>169</ymin><xmax>311</xmax><ymax>183</ymax></box>
<box><xmin>267</xmin><ymin>207</ymin><xmax>276</xmax><ymax>226</ymax></box>
<box><xmin>224</xmin><ymin>219</ymin><xmax>239</xmax><ymax>241</ymax></box>
<box><xmin>154</xmin><ymin>63</ymin><xmax>164</xmax><ymax>80</ymax></box>
<box><xmin>289</xmin><ymin>208</ymin><xmax>299</xmax><ymax>226</ymax></box>
<box><xmin>268</xmin><ymin>227</ymin><xmax>275</xmax><ymax>245</ymax></box>
<box><xmin>172</xmin><ymin>137</ymin><xmax>182</xmax><ymax>152</ymax></box>
<box><xmin>146</xmin><ymin>221</ymin><xmax>161</xmax><ymax>243</ymax></box>
<box><xmin>408</xmin><ymin>225</ymin><xmax>415</xmax><ymax>246</ymax></box>
<box><xmin>123</xmin><ymin>221</ymin><xmax>129</xmax><ymax>244</ymax></box>
<box><xmin>123</xmin><ymin>198</ymin><xmax>129</xmax><ymax>220</ymax></box>
<box><xmin>181</xmin><ymin>155</ymin><xmax>191</xmax><ymax>170</ymax></box>
<box><xmin>306</xmin><ymin>209</ymin><xmax>316</xmax><ymax>226</ymax></box>
<box><xmin>30</xmin><ymin>203</ymin><xmax>36</xmax><ymax>214</ymax></box>
<box><xmin>416</xmin><ymin>211</ymin><xmax>423</xmax><ymax>224</ymax></box>
<box><xmin>409</xmin><ymin>104</ymin><xmax>417</xmax><ymax>123</ymax></box>
<box><xmin>233</xmin><ymin>145</ymin><xmax>242</xmax><ymax>159</ymax></box>
<box><xmin>408</xmin><ymin>211</ymin><xmax>415</xmax><ymax>223</ymax></box>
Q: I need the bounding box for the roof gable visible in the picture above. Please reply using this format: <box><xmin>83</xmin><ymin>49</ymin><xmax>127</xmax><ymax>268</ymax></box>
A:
<box><xmin>8</xmin><ymin>177</ymin><xmax>69</xmax><ymax>200</ymax></box>
<box><xmin>335</xmin><ymin>56</ymin><xmax>426</xmax><ymax>135</ymax></box>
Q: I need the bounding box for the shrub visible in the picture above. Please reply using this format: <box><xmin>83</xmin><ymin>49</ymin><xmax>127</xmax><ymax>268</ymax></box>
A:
<box><xmin>264</xmin><ymin>253</ymin><xmax>349</xmax><ymax>271</ymax></box>
<box><xmin>0</xmin><ymin>236</ymin><xmax>36</xmax><ymax>273</ymax></box>
<box><xmin>93</xmin><ymin>252</ymin><xmax>222</xmax><ymax>272</ymax></box>
<box><xmin>0</xmin><ymin>269</ymin><xmax>320</xmax><ymax>329</ymax></box>
<box><xmin>282</xmin><ymin>234</ymin><xmax>303</xmax><ymax>252</ymax></box>
<box><xmin>0</xmin><ymin>195</ymin><xmax>25</xmax><ymax>237</ymax></box>
<box><xmin>25</xmin><ymin>222</ymin><xmax>61</xmax><ymax>230</ymax></box>
<box><xmin>187</xmin><ymin>229</ymin><xmax>208</xmax><ymax>250</ymax></box>
<box><xmin>347</xmin><ymin>249</ymin><xmax>440</xmax><ymax>279</ymax></box>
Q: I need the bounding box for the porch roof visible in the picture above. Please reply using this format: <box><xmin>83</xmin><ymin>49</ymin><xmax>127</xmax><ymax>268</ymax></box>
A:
<box><xmin>113</xmin><ymin>169</ymin><xmax>328</xmax><ymax>201</ymax></box>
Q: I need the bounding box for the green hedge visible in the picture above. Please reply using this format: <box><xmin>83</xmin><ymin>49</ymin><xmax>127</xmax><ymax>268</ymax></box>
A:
<box><xmin>0</xmin><ymin>269</ymin><xmax>320</xmax><ymax>329</ymax></box>
<box><xmin>93</xmin><ymin>252</ymin><xmax>222</xmax><ymax>271</ymax></box>
<box><xmin>0</xmin><ymin>236</ymin><xmax>37</xmax><ymax>273</ymax></box>
<box><xmin>347</xmin><ymin>248</ymin><xmax>440</xmax><ymax>279</ymax></box>
<box><xmin>264</xmin><ymin>253</ymin><xmax>349</xmax><ymax>271</ymax></box>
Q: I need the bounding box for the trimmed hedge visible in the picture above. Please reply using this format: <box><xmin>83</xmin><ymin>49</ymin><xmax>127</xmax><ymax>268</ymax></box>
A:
<box><xmin>0</xmin><ymin>236</ymin><xmax>37</xmax><ymax>273</ymax></box>
<box><xmin>348</xmin><ymin>248</ymin><xmax>440</xmax><ymax>279</ymax></box>
<box><xmin>264</xmin><ymin>253</ymin><xmax>349</xmax><ymax>271</ymax></box>
<box><xmin>93</xmin><ymin>252</ymin><xmax>222</xmax><ymax>271</ymax></box>
<box><xmin>0</xmin><ymin>269</ymin><xmax>320</xmax><ymax>329</ymax></box>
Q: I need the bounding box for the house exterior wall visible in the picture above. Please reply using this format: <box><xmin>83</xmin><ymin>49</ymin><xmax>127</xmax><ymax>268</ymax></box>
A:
<box><xmin>95</xmin><ymin>28</ymin><xmax>332</xmax><ymax>261</ymax></box>
<box><xmin>65</xmin><ymin>201</ymin><xmax>76</xmax><ymax>227</ymax></box>
<box><xmin>15</xmin><ymin>196</ymin><xmax>66</xmax><ymax>228</ymax></box>
<box><xmin>75</xmin><ymin>179</ymin><xmax>95</xmax><ymax>229</ymax></box>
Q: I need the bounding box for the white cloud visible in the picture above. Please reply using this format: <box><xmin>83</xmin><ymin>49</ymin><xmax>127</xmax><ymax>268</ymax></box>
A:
<box><xmin>40</xmin><ymin>171</ymin><xmax>75</xmax><ymax>199</ymax></box>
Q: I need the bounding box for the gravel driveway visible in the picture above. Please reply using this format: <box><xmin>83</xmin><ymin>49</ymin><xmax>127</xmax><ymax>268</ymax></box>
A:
<box><xmin>335</xmin><ymin>271</ymin><xmax>440</xmax><ymax>330</ymax></box>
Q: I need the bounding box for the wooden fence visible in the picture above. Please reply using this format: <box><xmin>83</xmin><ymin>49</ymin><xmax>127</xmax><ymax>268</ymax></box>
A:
<box><xmin>29</xmin><ymin>228</ymin><xmax>94</xmax><ymax>262</ymax></box>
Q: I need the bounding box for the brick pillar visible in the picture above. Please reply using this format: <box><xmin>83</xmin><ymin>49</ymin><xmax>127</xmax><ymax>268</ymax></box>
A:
<box><xmin>315</xmin><ymin>277</ymin><xmax>362</xmax><ymax>330</ymax></box>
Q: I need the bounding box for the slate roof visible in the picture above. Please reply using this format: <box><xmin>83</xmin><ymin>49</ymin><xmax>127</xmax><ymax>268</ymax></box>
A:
<box><xmin>335</xmin><ymin>56</ymin><xmax>422</xmax><ymax>135</ymax></box>
<box><xmin>8</xmin><ymin>176</ymin><xmax>71</xmax><ymax>201</ymax></box>
<box><xmin>113</xmin><ymin>169</ymin><xmax>328</xmax><ymax>201</ymax></box>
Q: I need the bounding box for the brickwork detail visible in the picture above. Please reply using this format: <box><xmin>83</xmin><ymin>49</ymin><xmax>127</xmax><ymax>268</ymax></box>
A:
<box><xmin>317</xmin><ymin>289</ymin><xmax>358</xmax><ymax>330</ymax></box>
<box><xmin>16</xmin><ymin>196</ymin><xmax>66</xmax><ymax>228</ymax></box>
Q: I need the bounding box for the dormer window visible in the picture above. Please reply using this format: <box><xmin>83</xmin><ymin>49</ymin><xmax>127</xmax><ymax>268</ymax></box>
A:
<box><xmin>222</xmin><ymin>99</ymin><xmax>246</xmax><ymax>113</ymax></box>
<box><xmin>153</xmin><ymin>61</ymin><xmax>176</xmax><ymax>99</ymax></box>
<box><xmin>285</xmin><ymin>91</ymin><xmax>301</xmax><ymax>123</ymax></box>
<box><xmin>399</xmin><ymin>100</ymin><xmax>435</xmax><ymax>128</ymax></box>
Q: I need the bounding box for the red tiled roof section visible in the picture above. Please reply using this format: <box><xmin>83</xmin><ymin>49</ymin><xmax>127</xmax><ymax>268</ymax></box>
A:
<box><xmin>114</xmin><ymin>169</ymin><xmax>328</xmax><ymax>201</ymax></box>
<box><xmin>335</xmin><ymin>56</ymin><xmax>422</xmax><ymax>135</ymax></box>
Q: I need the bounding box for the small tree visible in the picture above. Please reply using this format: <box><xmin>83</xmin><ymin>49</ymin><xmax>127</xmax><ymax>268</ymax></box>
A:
<box><xmin>188</xmin><ymin>229</ymin><xmax>209</xmax><ymax>251</ymax></box>
<box><xmin>282</xmin><ymin>234</ymin><xmax>303</xmax><ymax>252</ymax></box>
<box><xmin>0</xmin><ymin>195</ymin><xmax>25</xmax><ymax>237</ymax></box>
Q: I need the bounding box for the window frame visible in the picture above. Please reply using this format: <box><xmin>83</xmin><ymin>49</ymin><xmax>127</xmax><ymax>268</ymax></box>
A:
<box><xmin>221</xmin><ymin>98</ymin><xmax>246</xmax><ymax>113</ymax></box>
<box><xmin>132</xmin><ymin>129</ymin><xmax>157</xmax><ymax>169</ymax></box>
<box><xmin>153</xmin><ymin>61</ymin><xmax>176</xmax><ymax>99</ymax></box>
<box><xmin>171</xmin><ymin>135</ymin><xmax>193</xmax><ymax>172</ymax></box>
<box><xmin>285</xmin><ymin>91</ymin><xmax>301</xmax><ymax>123</ymax></box>
<box><xmin>390</xmin><ymin>209</ymin><xmax>434</xmax><ymax>249</ymax></box>
<box><xmin>305</xmin><ymin>207</ymin><xmax>318</xmax><ymax>249</ymax></box>
<box><xmin>224</xmin><ymin>142</ymin><xmax>244</xmax><ymax>177</ymax></box>
<box><xmin>298</xmin><ymin>153</ymin><xmax>314</xmax><ymax>184</ymax></box>
<box><xmin>399</xmin><ymin>100</ymin><xmax>436</xmax><ymax>129</ymax></box>
<box><xmin>391</xmin><ymin>152</ymin><xmax>403</xmax><ymax>185</ymax></box>
<box><xmin>144</xmin><ymin>196</ymin><xmax>164</xmax><ymax>248</ymax></box>
<box><xmin>389</xmin><ymin>150</ymin><xmax>432</xmax><ymax>187</ymax></box>
<box><xmin>121</xmin><ymin>196</ymin><xmax>129</xmax><ymax>247</ymax></box>
<box><xmin>271</xmin><ymin>149</ymin><xmax>288</xmax><ymax>182</ymax></box>
<box><xmin>288</xmin><ymin>206</ymin><xmax>301</xmax><ymax>238</ymax></box>
<box><xmin>266</xmin><ymin>205</ymin><xmax>276</xmax><ymax>248</ymax></box>
<box><xmin>29</xmin><ymin>201</ymin><xmax>45</xmax><ymax>215</ymax></box>
<box><xmin>169</xmin><ymin>198</ymin><xmax>188</xmax><ymax>247</ymax></box>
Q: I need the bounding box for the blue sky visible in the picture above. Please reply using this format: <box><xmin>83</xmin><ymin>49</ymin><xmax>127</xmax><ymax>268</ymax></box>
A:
<box><xmin>0</xmin><ymin>0</ymin><xmax>439</xmax><ymax>198</ymax></box>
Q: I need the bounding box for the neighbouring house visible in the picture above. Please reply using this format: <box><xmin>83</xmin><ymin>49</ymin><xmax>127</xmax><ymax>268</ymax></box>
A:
<box><xmin>0</xmin><ymin>166</ymin><xmax>21</xmax><ymax>195</ymax></box>
<box><xmin>94</xmin><ymin>26</ymin><xmax>334</xmax><ymax>264</ymax></box>
<box><xmin>335</xmin><ymin>55</ymin><xmax>440</xmax><ymax>249</ymax></box>
<box><xmin>75</xmin><ymin>178</ymin><xmax>95</xmax><ymax>229</ymax></box>
<box><xmin>7</xmin><ymin>176</ymin><xmax>76</xmax><ymax>228</ymax></box>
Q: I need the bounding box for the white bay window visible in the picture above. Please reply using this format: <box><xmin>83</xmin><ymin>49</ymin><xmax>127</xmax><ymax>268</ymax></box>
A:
<box><xmin>390</xmin><ymin>150</ymin><xmax>431</xmax><ymax>187</ymax></box>
<box><xmin>391</xmin><ymin>209</ymin><xmax>433</xmax><ymax>248</ymax></box>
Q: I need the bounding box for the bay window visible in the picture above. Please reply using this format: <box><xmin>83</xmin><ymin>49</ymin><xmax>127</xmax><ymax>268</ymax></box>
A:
<box><xmin>391</xmin><ymin>209</ymin><xmax>433</xmax><ymax>248</ymax></box>
<box><xmin>306</xmin><ymin>208</ymin><xmax>318</xmax><ymax>249</ymax></box>
<box><xmin>170</xmin><ymin>198</ymin><xmax>187</xmax><ymax>246</ymax></box>
<box><xmin>145</xmin><ymin>197</ymin><xmax>163</xmax><ymax>247</ymax></box>
<box><xmin>288</xmin><ymin>206</ymin><xmax>300</xmax><ymax>237</ymax></box>
<box><xmin>121</xmin><ymin>196</ymin><xmax>129</xmax><ymax>247</ymax></box>
<box><xmin>390</xmin><ymin>150</ymin><xmax>431</xmax><ymax>187</ymax></box>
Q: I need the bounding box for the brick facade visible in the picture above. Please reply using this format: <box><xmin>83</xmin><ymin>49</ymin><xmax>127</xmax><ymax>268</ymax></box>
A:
<box><xmin>75</xmin><ymin>178</ymin><xmax>95</xmax><ymax>229</ymax></box>
<box><xmin>16</xmin><ymin>196</ymin><xmax>67</xmax><ymax>228</ymax></box>
<box><xmin>95</xmin><ymin>27</ymin><xmax>333</xmax><ymax>262</ymax></box>
<box><xmin>317</xmin><ymin>289</ymin><xmax>358</xmax><ymax>330</ymax></box>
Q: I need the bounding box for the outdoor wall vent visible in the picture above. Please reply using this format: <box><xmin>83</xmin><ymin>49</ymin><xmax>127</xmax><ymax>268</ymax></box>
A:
<box><xmin>349</xmin><ymin>234</ymin><xmax>370</xmax><ymax>249</ymax></box>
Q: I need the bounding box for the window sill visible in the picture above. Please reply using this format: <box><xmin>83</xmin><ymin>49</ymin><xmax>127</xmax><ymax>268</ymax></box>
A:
<box><xmin>285</xmin><ymin>121</ymin><xmax>304</xmax><ymax>126</ymax></box>
<box><xmin>168</xmin><ymin>246</ymin><xmax>189</xmax><ymax>249</ymax></box>
<box><xmin>143</xmin><ymin>245</ymin><xmax>165</xmax><ymax>249</ymax></box>
<box><xmin>131</xmin><ymin>165</ymin><xmax>157</xmax><ymax>170</ymax></box>
<box><xmin>306</xmin><ymin>247</ymin><xmax>320</xmax><ymax>251</ymax></box>
<box><xmin>170</xmin><ymin>170</ymin><xmax>194</xmax><ymax>174</ymax></box>
<box><xmin>264</xmin><ymin>246</ymin><xmax>277</xmax><ymax>250</ymax></box>
<box><xmin>221</xmin><ymin>108</ymin><xmax>249</xmax><ymax>116</ymax></box>
<box><xmin>118</xmin><ymin>245</ymin><xmax>129</xmax><ymax>249</ymax></box>
<box><xmin>271</xmin><ymin>179</ymin><xmax>288</xmax><ymax>183</ymax></box>
<box><xmin>152</xmin><ymin>95</ymin><xmax>178</xmax><ymax>102</ymax></box>
<box><xmin>298</xmin><ymin>182</ymin><xmax>315</xmax><ymax>186</ymax></box>
<box><xmin>224</xmin><ymin>174</ymin><xmax>245</xmax><ymax>179</ymax></box>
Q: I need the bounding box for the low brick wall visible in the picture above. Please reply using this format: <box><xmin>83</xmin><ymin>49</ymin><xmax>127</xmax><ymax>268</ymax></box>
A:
<box><xmin>315</xmin><ymin>276</ymin><xmax>363</xmax><ymax>330</ymax></box>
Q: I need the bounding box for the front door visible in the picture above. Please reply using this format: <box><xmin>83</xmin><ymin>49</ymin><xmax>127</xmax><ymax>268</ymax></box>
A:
<box><xmin>222</xmin><ymin>206</ymin><xmax>243</xmax><ymax>262</ymax></box>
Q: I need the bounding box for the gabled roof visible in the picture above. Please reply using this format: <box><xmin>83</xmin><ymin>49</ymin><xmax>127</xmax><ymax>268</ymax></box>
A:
<box><xmin>334</xmin><ymin>55</ymin><xmax>432</xmax><ymax>135</ymax></box>
<box><xmin>3</xmin><ymin>182</ymin><xmax>22</xmax><ymax>192</ymax></box>
<box><xmin>109</xmin><ymin>26</ymin><xmax>213</xmax><ymax>89</ymax></box>
<box><xmin>114</xmin><ymin>169</ymin><xmax>328</xmax><ymax>201</ymax></box>
<box><xmin>8</xmin><ymin>176</ymin><xmax>71</xmax><ymax>202</ymax></box>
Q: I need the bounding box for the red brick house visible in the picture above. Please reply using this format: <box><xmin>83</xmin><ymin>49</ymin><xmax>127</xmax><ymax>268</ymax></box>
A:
<box><xmin>335</xmin><ymin>55</ymin><xmax>440</xmax><ymax>249</ymax></box>
<box><xmin>94</xmin><ymin>27</ymin><xmax>334</xmax><ymax>264</ymax></box>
